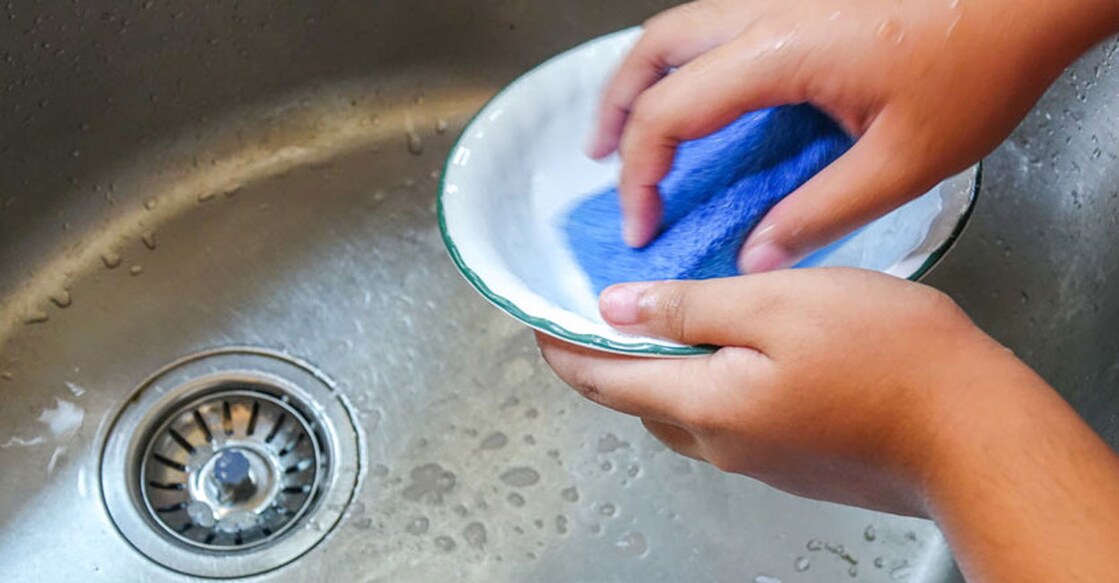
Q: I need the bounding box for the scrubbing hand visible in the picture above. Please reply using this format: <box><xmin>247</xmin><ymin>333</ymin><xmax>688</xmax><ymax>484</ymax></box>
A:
<box><xmin>563</xmin><ymin>105</ymin><xmax>851</xmax><ymax>295</ymax></box>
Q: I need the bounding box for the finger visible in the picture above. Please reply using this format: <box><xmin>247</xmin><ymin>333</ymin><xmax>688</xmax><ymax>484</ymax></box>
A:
<box><xmin>598</xmin><ymin>277</ymin><xmax>795</xmax><ymax>348</ymax></box>
<box><xmin>590</xmin><ymin>2</ymin><xmax>751</xmax><ymax>160</ymax></box>
<box><xmin>641</xmin><ymin>418</ymin><xmax>706</xmax><ymax>462</ymax></box>
<box><xmin>616</xmin><ymin>30</ymin><xmax>813</xmax><ymax>248</ymax></box>
<box><xmin>739</xmin><ymin>119</ymin><xmax>930</xmax><ymax>272</ymax></box>
<box><xmin>536</xmin><ymin>332</ymin><xmax>736</xmax><ymax>424</ymax></box>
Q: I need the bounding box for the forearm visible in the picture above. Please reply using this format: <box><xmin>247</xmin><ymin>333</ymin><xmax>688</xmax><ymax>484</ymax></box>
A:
<box><xmin>924</xmin><ymin>359</ymin><xmax>1119</xmax><ymax>582</ymax></box>
<box><xmin>1011</xmin><ymin>0</ymin><xmax>1119</xmax><ymax>69</ymax></box>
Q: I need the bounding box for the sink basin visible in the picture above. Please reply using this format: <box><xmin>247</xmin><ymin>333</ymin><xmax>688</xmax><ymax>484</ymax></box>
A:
<box><xmin>1</xmin><ymin>2</ymin><xmax>1116</xmax><ymax>581</ymax></box>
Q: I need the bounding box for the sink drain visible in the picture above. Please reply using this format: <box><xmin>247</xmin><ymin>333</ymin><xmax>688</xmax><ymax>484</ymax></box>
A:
<box><xmin>141</xmin><ymin>390</ymin><xmax>322</xmax><ymax>549</ymax></box>
<box><xmin>100</xmin><ymin>349</ymin><xmax>360</xmax><ymax>578</ymax></box>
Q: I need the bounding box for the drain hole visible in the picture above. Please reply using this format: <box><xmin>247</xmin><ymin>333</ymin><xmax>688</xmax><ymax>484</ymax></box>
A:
<box><xmin>101</xmin><ymin>349</ymin><xmax>360</xmax><ymax>578</ymax></box>
<box><xmin>140</xmin><ymin>388</ymin><xmax>322</xmax><ymax>551</ymax></box>
<box><xmin>192</xmin><ymin>409</ymin><xmax>214</xmax><ymax>444</ymax></box>
<box><xmin>264</xmin><ymin>412</ymin><xmax>287</xmax><ymax>444</ymax></box>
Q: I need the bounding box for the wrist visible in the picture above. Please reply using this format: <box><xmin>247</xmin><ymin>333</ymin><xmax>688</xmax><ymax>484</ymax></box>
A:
<box><xmin>917</xmin><ymin>348</ymin><xmax>1119</xmax><ymax>580</ymax></box>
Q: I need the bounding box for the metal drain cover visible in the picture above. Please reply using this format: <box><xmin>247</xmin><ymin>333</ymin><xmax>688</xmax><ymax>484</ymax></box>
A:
<box><xmin>142</xmin><ymin>390</ymin><xmax>321</xmax><ymax>549</ymax></box>
<box><xmin>100</xmin><ymin>349</ymin><xmax>360</xmax><ymax>578</ymax></box>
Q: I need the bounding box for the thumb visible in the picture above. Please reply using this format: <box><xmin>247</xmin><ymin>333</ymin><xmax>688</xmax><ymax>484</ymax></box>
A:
<box><xmin>598</xmin><ymin>277</ymin><xmax>784</xmax><ymax>348</ymax></box>
<box><xmin>739</xmin><ymin>122</ymin><xmax>930</xmax><ymax>273</ymax></box>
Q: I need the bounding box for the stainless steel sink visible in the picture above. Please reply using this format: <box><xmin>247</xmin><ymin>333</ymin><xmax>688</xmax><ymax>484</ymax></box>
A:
<box><xmin>1</xmin><ymin>2</ymin><xmax>1116</xmax><ymax>581</ymax></box>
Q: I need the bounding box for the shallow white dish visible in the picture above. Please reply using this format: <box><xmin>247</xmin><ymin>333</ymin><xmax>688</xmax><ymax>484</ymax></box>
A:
<box><xmin>439</xmin><ymin>28</ymin><xmax>979</xmax><ymax>357</ymax></box>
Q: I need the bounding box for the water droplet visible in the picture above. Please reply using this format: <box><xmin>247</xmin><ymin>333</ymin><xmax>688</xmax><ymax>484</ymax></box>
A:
<box><xmin>523</xmin><ymin>434</ymin><xmax>535</xmax><ymax>445</ymax></box>
<box><xmin>0</xmin><ymin>371</ymin><xmax>12</xmax><ymax>381</ymax></box>
<box><xmin>890</xmin><ymin>565</ymin><xmax>915</xmax><ymax>580</ymax></box>
<box><xmin>795</xmin><ymin>557</ymin><xmax>810</xmax><ymax>572</ymax></box>
<box><xmin>904</xmin><ymin>530</ymin><xmax>917</xmax><ymax>542</ymax></box>
<box><xmin>371</xmin><ymin>464</ymin><xmax>389</xmax><ymax>477</ymax></box>
<box><xmin>598</xmin><ymin>503</ymin><xmax>616</xmax><ymax>517</ymax></box>
<box><xmin>187</xmin><ymin>501</ymin><xmax>216</xmax><ymax>528</ymax></box>
<box><xmin>506</xmin><ymin>492</ymin><xmax>525</xmax><ymax>507</ymax></box>
<box><xmin>560</xmin><ymin>486</ymin><xmax>579</xmax><ymax>502</ymax></box>
<box><xmin>130</xmin><ymin>265</ymin><xmax>143</xmax><ymax>276</ymax></box>
<box><xmin>101</xmin><ymin>252</ymin><xmax>121</xmax><ymax>269</ymax></box>
<box><xmin>23</xmin><ymin>310</ymin><xmax>49</xmax><ymax>325</ymax></box>
<box><xmin>874</xmin><ymin>557</ymin><xmax>886</xmax><ymax>569</ymax></box>
<box><xmin>499</xmin><ymin>466</ymin><xmax>540</xmax><ymax>488</ymax></box>
<box><xmin>555</xmin><ymin>514</ymin><xmax>568</xmax><ymax>534</ymax></box>
<box><xmin>875</xmin><ymin>19</ymin><xmax>905</xmax><ymax>44</ymax></box>
<box><xmin>436</xmin><ymin>119</ymin><xmax>449</xmax><ymax>134</ymax></box>
<box><xmin>525</xmin><ymin>408</ymin><xmax>539</xmax><ymax>419</ymax></box>
<box><xmin>141</xmin><ymin>231</ymin><xmax>157</xmax><ymax>250</ymax></box>
<box><xmin>407</xmin><ymin>131</ymin><xmax>424</xmax><ymax>156</ymax></box>
<box><xmin>615</xmin><ymin>531</ymin><xmax>647</xmax><ymax>558</ymax></box>
<box><xmin>70</xmin><ymin>149</ymin><xmax>80</xmax><ymax>158</ymax></box>
<box><xmin>600</xmin><ymin>461</ymin><xmax>613</xmax><ymax>472</ymax></box>
<box><xmin>434</xmin><ymin>535</ymin><xmax>456</xmax><ymax>552</ymax></box>
<box><xmin>463</xmin><ymin>522</ymin><xmax>487</xmax><ymax>549</ymax></box>
<box><xmin>143</xmin><ymin>198</ymin><xmax>157</xmax><ymax>210</ymax></box>
<box><xmin>848</xmin><ymin>565</ymin><xmax>858</xmax><ymax>578</ymax></box>
<box><xmin>753</xmin><ymin>575</ymin><xmax>782</xmax><ymax>583</ymax></box>
<box><xmin>224</xmin><ymin>187</ymin><xmax>241</xmax><ymax>198</ymax></box>
<box><xmin>198</xmin><ymin>190</ymin><xmax>216</xmax><ymax>202</ymax></box>
<box><xmin>402</xmin><ymin>463</ymin><xmax>456</xmax><ymax>504</ymax></box>
<box><xmin>806</xmin><ymin>539</ymin><xmax>824</xmax><ymax>551</ymax></box>
<box><xmin>50</xmin><ymin>289</ymin><xmax>72</xmax><ymax>308</ymax></box>
<box><xmin>406</xmin><ymin>516</ymin><xmax>430</xmax><ymax>535</ymax></box>
<box><xmin>596</xmin><ymin>433</ymin><xmax>630</xmax><ymax>453</ymax></box>
<box><xmin>864</xmin><ymin>524</ymin><xmax>877</xmax><ymax>541</ymax></box>
<box><xmin>481</xmin><ymin>432</ymin><xmax>508</xmax><ymax>450</ymax></box>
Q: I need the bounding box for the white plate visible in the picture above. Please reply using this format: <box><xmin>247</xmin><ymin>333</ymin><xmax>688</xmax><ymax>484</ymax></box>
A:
<box><xmin>438</xmin><ymin>28</ymin><xmax>979</xmax><ymax>357</ymax></box>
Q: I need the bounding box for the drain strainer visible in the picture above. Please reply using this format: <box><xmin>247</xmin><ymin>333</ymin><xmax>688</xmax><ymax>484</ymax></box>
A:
<box><xmin>141</xmin><ymin>390</ymin><xmax>321</xmax><ymax>549</ymax></box>
<box><xmin>100</xmin><ymin>349</ymin><xmax>360</xmax><ymax>578</ymax></box>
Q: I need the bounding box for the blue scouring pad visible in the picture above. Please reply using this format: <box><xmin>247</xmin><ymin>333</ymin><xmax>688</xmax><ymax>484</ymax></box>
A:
<box><xmin>562</xmin><ymin>104</ymin><xmax>853</xmax><ymax>294</ymax></box>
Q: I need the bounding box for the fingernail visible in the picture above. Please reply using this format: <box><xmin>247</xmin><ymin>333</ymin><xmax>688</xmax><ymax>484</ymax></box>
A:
<box><xmin>738</xmin><ymin>242</ymin><xmax>794</xmax><ymax>274</ymax></box>
<box><xmin>600</xmin><ymin>283</ymin><xmax>651</xmax><ymax>325</ymax></box>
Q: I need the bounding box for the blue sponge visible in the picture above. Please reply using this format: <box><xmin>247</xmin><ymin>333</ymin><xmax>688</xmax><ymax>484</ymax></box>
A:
<box><xmin>562</xmin><ymin>104</ymin><xmax>852</xmax><ymax>294</ymax></box>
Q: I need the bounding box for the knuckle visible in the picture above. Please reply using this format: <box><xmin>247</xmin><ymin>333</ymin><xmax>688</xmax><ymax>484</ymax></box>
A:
<box><xmin>914</xmin><ymin>287</ymin><xmax>972</xmax><ymax>332</ymax></box>
<box><xmin>568</xmin><ymin>371</ymin><xmax>605</xmax><ymax>404</ymax></box>
<box><xmin>640</xmin><ymin>11</ymin><xmax>674</xmax><ymax>38</ymax></box>
<box><xmin>704</xmin><ymin>450</ymin><xmax>741</xmax><ymax>473</ymax></box>
<box><xmin>628</xmin><ymin>92</ymin><xmax>666</xmax><ymax>131</ymax></box>
<box><xmin>538</xmin><ymin>342</ymin><xmax>607</xmax><ymax>405</ymax></box>
<box><xmin>657</xmin><ymin>284</ymin><xmax>692</xmax><ymax>340</ymax></box>
<box><xmin>677</xmin><ymin>403</ymin><xmax>716</xmax><ymax>434</ymax></box>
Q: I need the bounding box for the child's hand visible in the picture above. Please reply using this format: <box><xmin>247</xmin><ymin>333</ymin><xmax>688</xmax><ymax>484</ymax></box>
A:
<box><xmin>592</xmin><ymin>0</ymin><xmax>1118</xmax><ymax>271</ymax></box>
<box><xmin>537</xmin><ymin>270</ymin><xmax>1119</xmax><ymax>581</ymax></box>
<box><xmin>538</xmin><ymin>269</ymin><xmax>1015</xmax><ymax>516</ymax></box>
